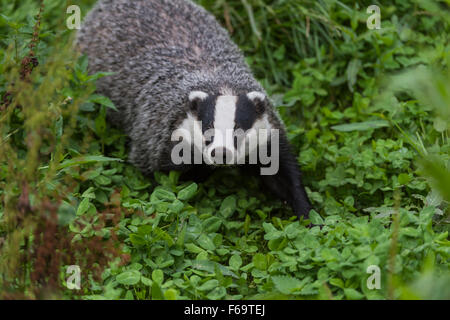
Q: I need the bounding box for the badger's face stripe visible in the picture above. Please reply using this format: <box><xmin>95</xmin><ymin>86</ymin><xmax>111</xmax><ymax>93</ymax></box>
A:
<box><xmin>247</xmin><ymin>91</ymin><xmax>266</xmax><ymax>102</ymax></box>
<box><xmin>176</xmin><ymin>113</ymin><xmax>204</xmax><ymax>151</ymax></box>
<box><xmin>195</xmin><ymin>94</ymin><xmax>217</xmax><ymax>134</ymax></box>
<box><xmin>179</xmin><ymin>91</ymin><xmax>271</xmax><ymax>165</ymax></box>
<box><xmin>235</xmin><ymin>94</ymin><xmax>261</xmax><ymax>131</ymax></box>
<box><xmin>189</xmin><ymin>91</ymin><xmax>209</xmax><ymax>101</ymax></box>
<box><xmin>213</xmin><ymin>95</ymin><xmax>238</xmax><ymax>133</ymax></box>
<box><xmin>206</xmin><ymin>95</ymin><xmax>238</xmax><ymax>162</ymax></box>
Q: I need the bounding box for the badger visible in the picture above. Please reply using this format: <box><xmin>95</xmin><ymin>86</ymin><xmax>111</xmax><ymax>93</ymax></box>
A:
<box><xmin>76</xmin><ymin>0</ymin><xmax>312</xmax><ymax>218</ymax></box>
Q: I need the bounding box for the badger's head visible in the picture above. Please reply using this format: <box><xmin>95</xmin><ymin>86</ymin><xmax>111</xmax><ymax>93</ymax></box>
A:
<box><xmin>172</xmin><ymin>90</ymin><xmax>275</xmax><ymax>167</ymax></box>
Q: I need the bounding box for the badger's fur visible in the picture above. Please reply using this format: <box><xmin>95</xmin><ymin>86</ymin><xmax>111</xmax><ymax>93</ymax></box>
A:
<box><xmin>76</xmin><ymin>0</ymin><xmax>312</xmax><ymax>218</ymax></box>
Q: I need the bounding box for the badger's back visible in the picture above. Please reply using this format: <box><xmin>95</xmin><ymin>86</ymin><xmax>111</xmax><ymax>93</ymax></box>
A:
<box><xmin>77</xmin><ymin>0</ymin><xmax>268</xmax><ymax>173</ymax></box>
<box><xmin>77</xmin><ymin>0</ymin><xmax>244</xmax><ymax>71</ymax></box>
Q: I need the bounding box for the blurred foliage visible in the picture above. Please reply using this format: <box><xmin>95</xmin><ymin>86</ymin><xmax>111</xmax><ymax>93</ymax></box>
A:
<box><xmin>0</xmin><ymin>0</ymin><xmax>449</xmax><ymax>300</ymax></box>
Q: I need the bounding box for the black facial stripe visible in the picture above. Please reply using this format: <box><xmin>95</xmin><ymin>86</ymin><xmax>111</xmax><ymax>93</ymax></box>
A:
<box><xmin>235</xmin><ymin>94</ymin><xmax>259</xmax><ymax>131</ymax></box>
<box><xmin>198</xmin><ymin>94</ymin><xmax>218</xmax><ymax>133</ymax></box>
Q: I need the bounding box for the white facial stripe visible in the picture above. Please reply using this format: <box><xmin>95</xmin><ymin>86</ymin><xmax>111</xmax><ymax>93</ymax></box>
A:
<box><xmin>178</xmin><ymin>113</ymin><xmax>203</xmax><ymax>150</ymax></box>
<box><xmin>189</xmin><ymin>91</ymin><xmax>208</xmax><ymax>101</ymax></box>
<box><xmin>214</xmin><ymin>95</ymin><xmax>237</xmax><ymax>131</ymax></box>
<box><xmin>247</xmin><ymin>91</ymin><xmax>266</xmax><ymax>102</ymax></box>
<box><xmin>204</xmin><ymin>95</ymin><xmax>237</xmax><ymax>162</ymax></box>
<box><xmin>212</xmin><ymin>95</ymin><xmax>237</xmax><ymax>150</ymax></box>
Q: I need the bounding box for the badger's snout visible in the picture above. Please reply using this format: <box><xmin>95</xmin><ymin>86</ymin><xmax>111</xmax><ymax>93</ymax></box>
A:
<box><xmin>210</xmin><ymin>147</ymin><xmax>234</xmax><ymax>165</ymax></box>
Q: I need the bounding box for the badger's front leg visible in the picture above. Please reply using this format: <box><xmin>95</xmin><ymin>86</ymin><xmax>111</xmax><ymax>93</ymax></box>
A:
<box><xmin>260</xmin><ymin>135</ymin><xmax>312</xmax><ymax>219</ymax></box>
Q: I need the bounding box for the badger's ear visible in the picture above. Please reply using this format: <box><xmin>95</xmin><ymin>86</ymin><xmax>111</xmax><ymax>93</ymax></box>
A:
<box><xmin>189</xmin><ymin>91</ymin><xmax>208</xmax><ymax>111</ymax></box>
<box><xmin>247</xmin><ymin>91</ymin><xmax>267</xmax><ymax>114</ymax></box>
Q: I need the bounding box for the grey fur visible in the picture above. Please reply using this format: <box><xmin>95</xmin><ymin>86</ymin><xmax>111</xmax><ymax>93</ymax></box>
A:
<box><xmin>76</xmin><ymin>0</ymin><xmax>285</xmax><ymax>175</ymax></box>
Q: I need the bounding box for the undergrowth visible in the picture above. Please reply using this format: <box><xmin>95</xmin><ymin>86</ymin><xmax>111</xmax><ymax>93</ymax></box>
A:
<box><xmin>0</xmin><ymin>0</ymin><xmax>449</xmax><ymax>300</ymax></box>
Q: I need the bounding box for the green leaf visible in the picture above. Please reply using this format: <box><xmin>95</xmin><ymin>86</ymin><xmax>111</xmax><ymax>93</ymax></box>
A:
<box><xmin>76</xmin><ymin>198</ymin><xmax>90</xmax><ymax>216</ymax></box>
<box><xmin>272</xmin><ymin>276</ymin><xmax>303</xmax><ymax>295</ymax></box>
<box><xmin>81</xmin><ymin>187</ymin><xmax>96</xmax><ymax>199</ymax></box>
<box><xmin>141</xmin><ymin>276</ymin><xmax>153</xmax><ymax>286</ymax></box>
<box><xmin>153</xmin><ymin>188</ymin><xmax>177</xmax><ymax>201</ymax></box>
<box><xmin>329</xmin><ymin>278</ymin><xmax>345</xmax><ymax>289</ymax></box>
<box><xmin>207</xmin><ymin>287</ymin><xmax>226</xmax><ymax>300</ymax></box>
<box><xmin>197</xmin><ymin>234</ymin><xmax>216</xmax><ymax>251</ymax></box>
<box><xmin>331</xmin><ymin>120</ymin><xmax>389</xmax><ymax>132</ymax></box>
<box><xmin>309</xmin><ymin>210</ymin><xmax>324</xmax><ymax>225</ymax></box>
<box><xmin>129</xmin><ymin>234</ymin><xmax>147</xmax><ymax>246</ymax></box>
<box><xmin>87</xmin><ymin>72</ymin><xmax>116</xmax><ymax>82</ymax></box>
<box><xmin>88</xmin><ymin>94</ymin><xmax>118</xmax><ymax>110</ymax></box>
<box><xmin>169</xmin><ymin>199</ymin><xmax>184</xmax><ymax>214</ymax></box>
<box><xmin>40</xmin><ymin>156</ymin><xmax>123</xmax><ymax>170</ymax></box>
<box><xmin>94</xmin><ymin>175</ymin><xmax>111</xmax><ymax>186</ymax></box>
<box><xmin>344</xmin><ymin>288</ymin><xmax>364</xmax><ymax>300</ymax></box>
<box><xmin>202</xmin><ymin>217</ymin><xmax>222</xmax><ymax>233</ymax></box>
<box><xmin>197</xmin><ymin>279</ymin><xmax>219</xmax><ymax>291</ymax></box>
<box><xmin>152</xmin><ymin>269</ymin><xmax>164</xmax><ymax>285</ymax></box>
<box><xmin>153</xmin><ymin>227</ymin><xmax>174</xmax><ymax>247</ymax></box>
<box><xmin>253</xmin><ymin>253</ymin><xmax>267</xmax><ymax>271</ymax></box>
<box><xmin>190</xmin><ymin>260</ymin><xmax>238</xmax><ymax>278</ymax></box>
<box><xmin>263</xmin><ymin>222</ymin><xmax>283</xmax><ymax>240</ymax></box>
<box><xmin>177</xmin><ymin>183</ymin><xmax>198</xmax><ymax>201</ymax></box>
<box><xmin>346</xmin><ymin>58</ymin><xmax>362</xmax><ymax>92</ymax></box>
<box><xmin>398</xmin><ymin>173</ymin><xmax>411</xmax><ymax>185</ymax></box>
<box><xmin>164</xmin><ymin>288</ymin><xmax>178</xmax><ymax>300</ymax></box>
<box><xmin>220</xmin><ymin>195</ymin><xmax>237</xmax><ymax>218</ymax></box>
<box><xmin>229</xmin><ymin>255</ymin><xmax>243</xmax><ymax>270</ymax></box>
<box><xmin>433</xmin><ymin>117</ymin><xmax>447</xmax><ymax>132</ymax></box>
<box><xmin>284</xmin><ymin>222</ymin><xmax>301</xmax><ymax>239</ymax></box>
<box><xmin>116</xmin><ymin>270</ymin><xmax>141</xmax><ymax>286</ymax></box>
<box><xmin>185</xmin><ymin>243</ymin><xmax>205</xmax><ymax>254</ymax></box>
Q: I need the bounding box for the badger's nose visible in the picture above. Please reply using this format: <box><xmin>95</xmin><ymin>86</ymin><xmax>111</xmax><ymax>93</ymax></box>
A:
<box><xmin>211</xmin><ymin>147</ymin><xmax>233</xmax><ymax>165</ymax></box>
